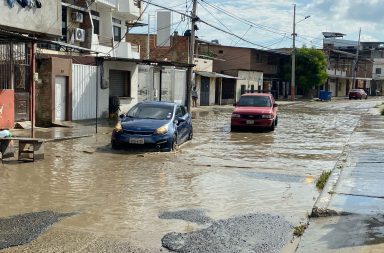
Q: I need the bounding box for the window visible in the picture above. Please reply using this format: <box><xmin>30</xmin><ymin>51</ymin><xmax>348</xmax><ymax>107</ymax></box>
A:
<box><xmin>376</xmin><ymin>68</ymin><xmax>381</xmax><ymax>74</ymax></box>
<box><xmin>176</xmin><ymin>106</ymin><xmax>183</xmax><ymax>117</ymax></box>
<box><xmin>218</xmin><ymin>50</ymin><xmax>223</xmax><ymax>54</ymax></box>
<box><xmin>61</xmin><ymin>6</ymin><xmax>67</xmax><ymax>42</ymax></box>
<box><xmin>112</xmin><ymin>18</ymin><xmax>123</xmax><ymax>41</ymax></box>
<box><xmin>240</xmin><ymin>85</ymin><xmax>246</xmax><ymax>95</ymax></box>
<box><xmin>256</xmin><ymin>54</ymin><xmax>262</xmax><ymax>63</ymax></box>
<box><xmin>113</xmin><ymin>25</ymin><xmax>121</xmax><ymax>41</ymax></box>
<box><xmin>180</xmin><ymin>106</ymin><xmax>187</xmax><ymax>116</ymax></box>
<box><xmin>93</xmin><ymin>19</ymin><xmax>100</xmax><ymax>35</ymax></box>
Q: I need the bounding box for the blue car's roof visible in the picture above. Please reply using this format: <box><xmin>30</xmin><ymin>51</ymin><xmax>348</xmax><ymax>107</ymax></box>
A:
<box><xmin>139</xmin><ymin>101</ymin><xmax>179</xmax><ymax>107</ymax></box>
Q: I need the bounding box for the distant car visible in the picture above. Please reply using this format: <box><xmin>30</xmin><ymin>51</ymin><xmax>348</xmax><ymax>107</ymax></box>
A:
<box><xmin>111</xmin><ymin>101</ymin><xmax>193</xmax><ymax>151</ymax></box>
<box><xmin>349</xmin><ymin>89</ymin><xmax>368</xmax><ymax>100</ymax></box>
<box><xmin>231</xmin><ymin>93</ymin><xmax>278</xmax><ymax>131</ymax></box>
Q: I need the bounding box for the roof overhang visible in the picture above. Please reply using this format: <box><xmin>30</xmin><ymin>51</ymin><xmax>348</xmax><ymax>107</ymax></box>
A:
<box><xmin>195</xmin><ymin>71</ymin><xmax>242</xmax><ymax>79</ymax></box>
<box><xmin>102</xmin><ymin>57</ymin><xmax>194</xmax><ymax>68</ymax></box>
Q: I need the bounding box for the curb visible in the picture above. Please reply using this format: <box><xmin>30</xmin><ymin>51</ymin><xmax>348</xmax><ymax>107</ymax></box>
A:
<box><xmin>310</xmin><ymin>113</ymin><xmax>360</xmax><ymax>218</ymax></box>
<box><xmin>310</xmin><ymin>142</ymin><xmax>352</xmax><ymax>217</ymax></box>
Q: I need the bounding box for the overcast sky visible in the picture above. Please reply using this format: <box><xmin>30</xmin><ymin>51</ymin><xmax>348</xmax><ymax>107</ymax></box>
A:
<box><xmin>131</xmin><ymin>0</ymin><xmax>384</xmax><ymax>49</ymax></box>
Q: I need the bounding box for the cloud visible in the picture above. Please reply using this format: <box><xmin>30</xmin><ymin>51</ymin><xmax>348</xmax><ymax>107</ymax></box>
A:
<box><xmin>133</xmin><ymin>0</ymin><xmax>384</xmax><ymax>49</ymax></box>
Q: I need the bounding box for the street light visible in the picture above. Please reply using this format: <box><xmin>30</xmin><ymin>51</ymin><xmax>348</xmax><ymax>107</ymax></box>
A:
<box><xmin>291</xmin><ymin>4</ymin><xmax>310</xmax><ymax>101</ymax></box>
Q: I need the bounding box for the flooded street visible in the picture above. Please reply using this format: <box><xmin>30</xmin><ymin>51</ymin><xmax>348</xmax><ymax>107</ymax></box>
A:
<box><xmin>0</xmin><ymin>99</ymin><xmax>381</xmax><ymax>252</ymax></box>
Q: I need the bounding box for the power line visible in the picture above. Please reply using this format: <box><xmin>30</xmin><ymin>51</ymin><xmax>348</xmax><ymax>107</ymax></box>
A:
<box><xmin>200</xmin><ymin>0</ymin><xmax>324</xmax><ymax>48</ymax></box>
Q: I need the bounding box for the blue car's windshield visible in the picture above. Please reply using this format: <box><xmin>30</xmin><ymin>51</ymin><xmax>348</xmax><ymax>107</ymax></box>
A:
<box><xmin>127</xmin><ymin>104</ymin><xmax>174</xmax><ymax>120</ymax></box>
<box><xmin>238</xmin><ymin>96</ymin><xmax>271</xmax><ymax>107</ymax></box>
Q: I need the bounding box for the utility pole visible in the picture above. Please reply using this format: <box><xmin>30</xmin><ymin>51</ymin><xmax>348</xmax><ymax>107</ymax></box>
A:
<box><xmin>291</xmin><ymin>4</ymin><xmax>296</xmax><ymax>101</ymax></box>
<box><xmin>187</xmin><ymin>0</ymin><xmax>197</xmax><ymax>112</ymax></box>
<box><xmin>352</xmin><ymin>28</ymin><xmax>361</xmax><ymax>89</ymax></box>
<box><xmin>147</xmin><ymin>13</ymin><xmax>150</xmax><ymax>59</ymax></box>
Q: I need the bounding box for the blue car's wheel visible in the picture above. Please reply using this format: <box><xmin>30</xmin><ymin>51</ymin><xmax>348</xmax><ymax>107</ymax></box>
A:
<box><xmin>171</xmin><ymin>134</ymin><xmax>177</xmax><ymax>151</ymax></box>
<box><xmin>188</xmin><ymin>127</ymin><xmax>193</xmax><ymax>140</ymax></box>
<box><xmin>163</xmin><ymin>135</ymin><xmax>177</xmax><ymax>152</ymax></box>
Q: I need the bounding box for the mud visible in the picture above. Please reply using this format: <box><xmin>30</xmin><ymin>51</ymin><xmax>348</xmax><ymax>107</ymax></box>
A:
<box><xmin>161</xmin><ymin>213</ymin><xmax>293</xmax><ymax>253</ymax></box>
<box><xmin>0</xmin><ymin>211</ymin><xmax>75</xmax><ymax>250</ymax></box>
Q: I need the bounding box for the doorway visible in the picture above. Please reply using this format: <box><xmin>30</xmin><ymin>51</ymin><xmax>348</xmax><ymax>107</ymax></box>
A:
<box><xmin>200</xmin><ymin>76</ymin><xmax>210</xmax><ymax>106</ymax></box>
<box><xmin>55</xmin><ymin>76</ymin><xmax>67</xmax><ymax>121</ymax></box>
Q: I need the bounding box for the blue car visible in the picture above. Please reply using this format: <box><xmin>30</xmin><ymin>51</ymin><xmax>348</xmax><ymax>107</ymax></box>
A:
<box><xmin>111</xmin><ymin>101</ymin><xmax>193</xmax><ymax>151</ymax></box>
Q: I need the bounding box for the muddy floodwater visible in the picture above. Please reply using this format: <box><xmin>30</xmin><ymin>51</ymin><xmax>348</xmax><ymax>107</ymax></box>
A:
<box><xmin>0</xmin><ymin>100</ymin><xmax>380</xmax><ymax>252</ymax></box>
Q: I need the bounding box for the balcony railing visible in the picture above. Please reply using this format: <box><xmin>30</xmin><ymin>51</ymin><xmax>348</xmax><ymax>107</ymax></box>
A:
<box><xmin>327</xmin><ymin>68</ymin><xmax>347</xmax><ymax>77</ymax></box>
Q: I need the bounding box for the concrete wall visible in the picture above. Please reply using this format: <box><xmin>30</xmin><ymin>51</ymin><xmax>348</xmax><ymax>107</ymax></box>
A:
<box><xmin>0</xmin><ymin>90</ymin><xmax>15</xmax><ymax>129</ymax></box>
<box><xmin>194</xmin><ymin>58</ymin><xmax>213</xmax><ymax>72</ymax></box>
<box><xmin>236</xmin><ymin>70</ymin><xmax>263</xmax><ymax>101</ymax></box>
<box><xmin>126</xmin><ymin>34</ymin><xmax>189</xmax><ymax>62</ymax></box>
<box><xmin>36</xmin><ymin>57</ymin><xmax>72</xmax><ymax>126</ymax></box>
<box><xmin>0</xmin><ymin>0</ymin><xmax>61</xmax><ymax>37</ymax></box>
<box><xmin>103</xmin><ymin>61</ymin><xmax>138</xmax><ymax>114</ymax></box>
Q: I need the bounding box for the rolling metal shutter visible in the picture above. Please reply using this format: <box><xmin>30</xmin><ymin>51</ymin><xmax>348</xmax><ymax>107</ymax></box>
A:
<box><xmin>109</xmin><ymin>70</ymin><xmax>125</xmax><ymax>97</ymax></box>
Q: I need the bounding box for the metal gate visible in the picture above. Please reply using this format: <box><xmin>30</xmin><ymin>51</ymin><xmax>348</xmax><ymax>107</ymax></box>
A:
<box><xmin>0</xmin><ymin>42</ymin><xmax>31</xmax><ymax>122</ymax></box>
<box><xmin>72</xmin><ymin>64</ymin><xmax>100</xmax><ymax>120</ymax></box>
<box><xmin>200</xmin><ymin>76</ymin><xmax>210</xmax><ymax>106</ymax></box>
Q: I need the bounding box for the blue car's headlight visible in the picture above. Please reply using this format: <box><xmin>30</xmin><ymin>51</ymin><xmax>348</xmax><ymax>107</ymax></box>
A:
<box><xmin>114</xmin><ymin>121</ymin><xmax>123</xmax><ymax>132</ymax></box>
<box><xmin>155</xmin><ymin>124</ymin><xmax>169</xmax><ymax>135</ymax></box>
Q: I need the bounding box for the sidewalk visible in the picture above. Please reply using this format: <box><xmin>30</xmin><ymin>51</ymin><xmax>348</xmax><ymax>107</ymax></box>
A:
<box><xmin>296</xmin><ymin>109</ymin><xmax>384</xmax><ymax>252</ymax></box>
<box><xmin>9</xmin><ymin>119</ymin><xmax>114</xmax><ymax>142</ymax></box>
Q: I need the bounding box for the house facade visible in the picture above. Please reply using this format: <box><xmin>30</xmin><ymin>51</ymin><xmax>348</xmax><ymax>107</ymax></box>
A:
<box><xmin>323</xmin><ymin>33</ymin><xmax>374</xmax><ymax>97</ymax></box>
<box><xmin>197</xmin><ymin>42</ymin><xmax>289</xmax><ymax>102</ymax></box>
<box><xmin>127</xmin><ymin>33</ymin><xmax>242</xmax><ymax>106</ymax></box>
<box><xmin>33</xmin><ymin>0</ymin><xmax>143</xmax><ymax>126</ymax></box>
<box><xmin>0</xmin><ymin>0</ymin><xmax>62</xmax><ymax>129</ymax></box>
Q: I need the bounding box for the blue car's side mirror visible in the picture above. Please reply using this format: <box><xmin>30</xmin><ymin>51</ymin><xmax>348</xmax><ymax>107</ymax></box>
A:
<box><xmin>177</xmin><ymin>117</ymin><xmax>186</xmax><ymax>123</ymax></box>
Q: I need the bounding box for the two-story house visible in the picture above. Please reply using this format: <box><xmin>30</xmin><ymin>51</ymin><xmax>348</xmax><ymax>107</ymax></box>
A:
<box><xmin>198</xmin><ymin>42</ymin><xmax>289</xmax><ymax>102</ymax></box>
<box><xmin>323</xmin><ymin>33</ymin><xmax>373</xmax><ymax>97</ymax></box>
<box><xmin>35</xmin><ymin>0</ymin><xmax>143</xmax><ymax>126</ymax></box>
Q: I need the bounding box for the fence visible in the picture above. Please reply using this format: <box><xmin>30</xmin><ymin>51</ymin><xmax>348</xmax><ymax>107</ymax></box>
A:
<box><xmin>0</xmin><ymin>42</ymin><xmax>30</xmax><ymax>91</ymax></box>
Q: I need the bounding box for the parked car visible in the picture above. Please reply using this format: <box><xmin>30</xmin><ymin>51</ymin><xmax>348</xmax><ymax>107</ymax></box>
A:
<box><xmin>349</xmin><ymin>89</ymin><xmax>368</xmax><ymax>100</ymax></box>
<box><xmin>231</xmin><ymin>93</ymin><xmax>278</xmax><ymax>131</ymax></box>
<box><xmin>111</xmin><ymin>101</ymin><xmax>193</xmax><ymax>151</ymax></box>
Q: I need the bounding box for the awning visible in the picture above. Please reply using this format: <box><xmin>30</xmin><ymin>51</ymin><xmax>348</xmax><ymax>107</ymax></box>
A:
<box><xmin>195</xmin><ymin>71</ymin><xmax>242</xmax><ymax>79</ymax></box>
<box><xmin>330</xmin><ymin>76</ymin><xmax>372</xmax><ymax>81</ymax></box>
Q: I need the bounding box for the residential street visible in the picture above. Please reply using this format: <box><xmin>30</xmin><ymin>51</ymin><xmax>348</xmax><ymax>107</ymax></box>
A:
<box><xmin>0</xmin><ymin>99</ymin><xmax>383</xmax><ymax>252</ymax></box>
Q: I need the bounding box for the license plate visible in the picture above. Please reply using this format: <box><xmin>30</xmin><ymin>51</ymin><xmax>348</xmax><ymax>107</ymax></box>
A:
<box><xmin>129</xmin><ymin>138</ymin><xmax>144</xmax><ymax>144</ymax></box>
<box><xmin>246</xmin><ymin>120</ymin><xmax>254</xmax><ymax>124</ymax></box>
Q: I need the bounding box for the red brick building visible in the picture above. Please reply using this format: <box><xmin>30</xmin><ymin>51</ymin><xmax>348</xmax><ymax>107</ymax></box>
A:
<box><xmin>127</xmin><ymin>33</ymin><xmax>189</xmax><ymax>63</ymax></box>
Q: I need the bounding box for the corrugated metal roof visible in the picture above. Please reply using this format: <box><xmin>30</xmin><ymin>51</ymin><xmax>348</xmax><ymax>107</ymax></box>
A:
<box><xmin>195</xmin><ymin>71</ymin><xmax>242</xmax><ymax>79</ymax></box>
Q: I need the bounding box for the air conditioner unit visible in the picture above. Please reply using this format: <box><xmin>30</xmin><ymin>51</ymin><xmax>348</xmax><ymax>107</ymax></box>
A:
<box><xmin>72</xmin><ymin>12</ymin><xmax>84</xmax><ymax>23</ymax></box>
<box><xmin>74</xmin><ymin>28</ymin><xmax>85</xmax><ymax>42</ymax></box>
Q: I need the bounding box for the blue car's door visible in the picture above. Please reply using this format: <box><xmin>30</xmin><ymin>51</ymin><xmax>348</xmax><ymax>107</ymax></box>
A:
<box><xmin>175</xmin><ymin>105</ymin><xmax>189</xmax><ymax>143</ymax></box>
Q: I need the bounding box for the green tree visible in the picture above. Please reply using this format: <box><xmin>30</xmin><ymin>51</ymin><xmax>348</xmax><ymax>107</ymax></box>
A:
<box><xmin>284</xmin><ymin>47</ymin><xmax>328</xmax><ymax>97</ymax></box>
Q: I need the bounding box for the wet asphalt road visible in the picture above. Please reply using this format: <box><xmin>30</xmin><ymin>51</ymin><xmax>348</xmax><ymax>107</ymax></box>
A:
<box><xmin>0</xmin><ymin>99</ymin><xmax>382</xmax><ymax>252</ymax></box>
